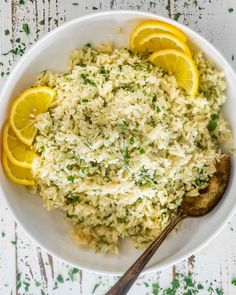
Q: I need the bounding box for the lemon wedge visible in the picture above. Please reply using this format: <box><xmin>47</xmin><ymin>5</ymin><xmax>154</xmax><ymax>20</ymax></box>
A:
<box><xmin>9</xmin><ymin>86</ymin><xmax>56</xmax><ymax>146</ymax></box>
<box><xmin>149</xmin><ymin>49</ymin><xmax>199</xmax><ymax>96</ymax></box>
<box><xmin>138</xmin><ymin>32</ymin><xmax>191</xmax><ymax>55</ymax></box>
<box><xmin>2</xmin><ymin>152</ymin><xmax>35</xmax><ymax>186</ymax></box>
<box><xmin>130</xmin><ymin>20</ymin><xmax>187</xmax><ymax>52</ymax></box>
<box><xmin>2</xmin><ymin>121</ymin><xmax>35</xmax><ymax>169</ymax></box>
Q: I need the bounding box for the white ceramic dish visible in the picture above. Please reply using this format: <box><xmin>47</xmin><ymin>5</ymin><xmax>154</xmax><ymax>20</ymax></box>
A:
<box><xmin>0</xmin><ymin>11</ymin><xmax>236</xmax><ymax>275</ymax></box>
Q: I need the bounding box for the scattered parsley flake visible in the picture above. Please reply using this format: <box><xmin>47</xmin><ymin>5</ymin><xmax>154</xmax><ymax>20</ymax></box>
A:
<box><xmin>197</xmin><ymin>283</ymin><xmax>204</xmax><ymax>290</ymax></box>
<box><xmin>208</xmin><ymin>113</ymin><xmax>219</xmax><ymax>131</ymax></box>
<box><xmin>156</xmin><ymin>106</ymin><xmax>161</xmax><ymax>113</ymax></box>
<box><xmin>174</xmin><ymin>12</ymin><xmax>181</xmax><ymax>21</ymax></box>
<box><xmin>193</xmin><ymin>0</ymin><xmax>198</xmax><ymax>6</ymax></box>
<box><xmin>22</xmin><ymin>23</ymin><xmax>30</xmax><ymax>35</ymax></box>
<box><xmin>35</xmin><ymin>281</ymin><xmax>41</xmax><ymax>287</ymax></box>
<box><xmin>41</xmin><ymin>290</ymin><xmax>46</xmax><ymax>295</ymax></box>
<box><xmin>232</xmin><ymin>278</ymin><xmax>236</xmax><ymax>286</ymax></box>
<box><xmin>11</xmin><ymin>240</ymin><xmax>16</xmax><ymax>245</ymax></box>
<box><xmin>1</xmin><ymin>232</ymin><xmax>5</xmax><ymax>238</ymax></box>
<box><xmin>39</xmin><ymin>19</ymin><xmax>45</xmax><ymax>25</ymax></box>
<box><xmin>16</xmin><ymin>273</ymin><xmax>22</xmax><ymax>289</ymax></box>
<box><xmin>67</xmin><ymin>175</ymin><xmax>75</xmax><ymax>182</ymax></box>
<box><xmin>72</xmin><ymin>2</ymin><xmax>79</xmax><ymax>5</ymax></box>
<box><xmin>68</xmin><ymin>267</ymin><xmax>80</xmax><ymax>281</ymax></box>
<box><xmin>92</xmin><ymin>282</ymin><xmax>102</xmax><ymax>294</ymax></box>
<box><xmin>152</xmin><ymin>283</ymin><xmax>160</xmax><ymax>295</ymax></box>
<box><xmin>92</xmin><ymin>6</ymin><xmax>98</xmax><ymax>10</ymax></box>
<box><xmin>123</xmin><ymin>147</ymin><xmax>130</xmax><ymax>160</ymax></box>
<box><xmin>23</xmin><ymin>281</ymin><xmax>30</xmax><ymax>292</ymax></box>
<box><xmin>56</xmin><ymin>274</ymin><xmax>64</xmax><ymax>283</ymax></box>
<box><xmin>130</xmin><ymin>137</ymin><xmax>134</xmax><ymax>144</ymax></box>
<box><xmin>229</xmin><ymin>8</ymin><xmax>234</xmax><ymax>13</ymax></box>
<box><xmin>5</xmin><ymin>29</ymin><xmax>10</xmax><ymax>36</ymax></box>
<box><xmin>216</xmin><ymin>287</ymin><xmax>224</xmax><ymax>295</ymax></box>
<box><xmin>16</xmin><ymin>38</ymin><xmax>21</xmax><ymax>43</ymax></box>
<box><xmin>172</xmin><ymin>279</ymin><xmax>180</xmax><ymax>289</ymax></box>
<box><xmin>19</xmin><ymin>0</ymin><xmax>25</xmax><ymax>4</ymax></box>
<box><xmin>150</xmin><ymin>1</ymin><xmax>156</xmax><ymax>7</ymax></box>
<box><xmin>144</xmin><ymin>282</ymin><xmax>149</xmax><ymax>287</ymax></box>
<box><xmin>139</xmin><ymin>148</ymin><xmax>145</xmax><ymax>154</ymax></box>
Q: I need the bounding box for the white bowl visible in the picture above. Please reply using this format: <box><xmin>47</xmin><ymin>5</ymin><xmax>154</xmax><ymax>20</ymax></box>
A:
<box><xmin>0</xmin><ymin>11</ymin><xmax>236</xmax><ymax>275</ymax></box>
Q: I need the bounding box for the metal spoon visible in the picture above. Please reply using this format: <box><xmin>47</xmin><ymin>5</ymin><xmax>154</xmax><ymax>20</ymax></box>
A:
<box><xmin>106</xmin><ymin>155</ymin><xmax>231</xmax><ymax>295</ymax></box>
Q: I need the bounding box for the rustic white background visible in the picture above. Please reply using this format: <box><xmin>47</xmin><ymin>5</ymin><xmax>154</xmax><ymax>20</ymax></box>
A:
<box><xmin>1</xmin><ymin>0</ymin><xmax>236</xmax><ymax>294</ymax></box>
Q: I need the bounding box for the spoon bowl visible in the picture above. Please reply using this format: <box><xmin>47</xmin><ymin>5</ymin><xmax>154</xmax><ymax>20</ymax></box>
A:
<box><xmin>107</xmin><ymin>155</ymin><xmax>231</xmax><ymax>295</ymax></box>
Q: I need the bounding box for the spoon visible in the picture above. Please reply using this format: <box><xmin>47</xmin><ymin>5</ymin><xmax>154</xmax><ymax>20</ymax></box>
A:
<box><xmin>106</xmin><ymin>155</ymin><xmax>231</xmax><ymax>295</ymax></box>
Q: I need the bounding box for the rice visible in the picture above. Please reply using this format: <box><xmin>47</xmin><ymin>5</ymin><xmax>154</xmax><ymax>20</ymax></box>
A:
<box><xmin>32</xmin><ymin>43</ymin><xmax>232</xmax><ymax>254</ymax></box>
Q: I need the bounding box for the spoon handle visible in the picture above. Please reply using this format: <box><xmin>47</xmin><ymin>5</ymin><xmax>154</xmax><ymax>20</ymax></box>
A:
<box><xmin>106</xmin><ymin>210</ymin><xmax>187</xmax><ymax>295</ymax></box>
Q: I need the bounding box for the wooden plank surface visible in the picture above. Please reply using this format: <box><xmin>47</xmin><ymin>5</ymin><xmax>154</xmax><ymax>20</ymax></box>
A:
<box><xmin>1</xmin><ymin>0</ymin><xmax>236</xmax><ymax>294</ymax></box>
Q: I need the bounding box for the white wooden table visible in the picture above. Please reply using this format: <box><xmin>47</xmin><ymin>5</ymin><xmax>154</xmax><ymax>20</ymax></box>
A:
<box><xmin>1</xmin><ymin>1</ymin><xmax>236</xmax><ymax>294</ymax></box>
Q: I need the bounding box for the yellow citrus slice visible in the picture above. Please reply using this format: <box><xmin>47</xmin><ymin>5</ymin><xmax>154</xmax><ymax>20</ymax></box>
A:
<box><xmin>130</xmin><ymin>20</ymin><xmax>187</xmax><ymax>52</ymax></box>
<box><xmin>2</xmin><ymin>121</ymin><xmax>35</xmax><ymax>169</ymax></box>
<box><xmin>138</xmin><ymin>32</ymin><xmax>191</xmax><ymax>55</ymax></box>
<box><xmin>2</xmin><ymin>152</ymin><xmax>35</xmax><ymax>186</ymax></box>
<box><xmin>149</xmin><ymin>49</ymin><xmax>199</xmax><ymax>96</ymax></box>
<box><xmin>9</xmin><ymin>86</ymin><xmax>56</xmax><ymax>146</ymax></box>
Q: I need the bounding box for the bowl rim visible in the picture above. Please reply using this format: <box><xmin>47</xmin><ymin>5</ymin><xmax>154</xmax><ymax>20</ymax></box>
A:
<box><xmin>1</xmin><ymin>9</ymin><xmax>236</xmax><ymax>276</ymax></box>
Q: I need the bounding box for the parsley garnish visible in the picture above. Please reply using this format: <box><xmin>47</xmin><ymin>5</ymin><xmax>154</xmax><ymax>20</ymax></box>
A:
<box><xmin>56</xmin><ymin>274</ymin><xmax>64</xmax><ymax>283</ymax></box>
<box><xmin>156</xmin><ymin>106</ymin><xmax>161</xmax><ymax>113</ymax></box>
<box><xmin>208</xmin><ymin>113</ymin><xmax>219</xmax><ymax>131</ymax></box>
<box><xmin>68</xmin><ymin>268</ymin><xmax>80</xmax><ymax>281</ymax></box>
<box><xmin>22</xmin><ymin>23</ymin><xmax>30</xmax><ymax>35</ymax></box>
<box><xmin>139</xmin><ymin>148</ymin><xmax>145</xmax><ymax>154</ymax></box>
<box><xmin>229</xmin><ymin>8</ymin><xmax>234</xmax><ymax>13</ymax></box>
<box><xmin>152</xmin><ymin>283</ymin><xmax>160</xmax><ymax>295</ymax></box>
<box><xmin>92</xmin><ymin>282</ymin><xmax>102</xmax><ymax>293</ymax></box>
<box><xmin>232</xmin><ymin>278</ymin><xmax>236</xmax><ymax>286</ymax></box>
<box><xmin>5</xmin><ymin>29</ymin><xmax>10</xmax><ymax>36</ymax></box>
<box><xmin>67</xmin><ymin>175</ymin><xmax>75</xmax><ymax>182</ymax></box>
<box><xmin>174</xmin><ymin>12</ymin><xmax>181</xmax><ymax>21</ymax></box>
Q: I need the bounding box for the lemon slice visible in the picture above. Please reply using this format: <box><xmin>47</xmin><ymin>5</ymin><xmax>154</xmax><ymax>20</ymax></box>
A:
<box><xmin>149</xmin><ymin>49</ymin><xmax>199</xmax><ymax>96</ymax></box>
<box><xmin>130</xmin><ymin>20</ymin><xmax>187</xmax><ymax>52</ymax></box>
<box><xmin>2</xmin><ymin>121</ymin><xmax>35</xmax><ymax>169</ymax></box>
<box><xmin>2</xmin><ymin>152</ymin><xmax>35</xmax><ymax>186</ymax></box>
<box><xmin>9</xmin><ymin>86</ymin><xmax>56</xmax><ymax>146</ymax></box>
<box><xmin>138</xmin><ymin>32</ymin><xmax>191</xmax><ymax>55</ymax></box>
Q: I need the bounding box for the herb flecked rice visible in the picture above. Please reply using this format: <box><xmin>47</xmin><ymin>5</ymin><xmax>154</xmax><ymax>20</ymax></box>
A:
<box><xmin>32</xmin><ymin>43</ymin><xmax>232</xmax><ymax>254</ymax></box>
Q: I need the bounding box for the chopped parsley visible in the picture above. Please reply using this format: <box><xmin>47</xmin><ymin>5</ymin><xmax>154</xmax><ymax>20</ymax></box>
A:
<box><xmin>19</xmin><ymin>0</ymin><xmax>25</xmax><ymax>4</ymax></box>
<box><xmin>72</xmin><ymin>2</ymin><xmax>79</xmax><ymax>5</ymax></box>
<box><xmin>56</xmin><ymin>274</ymin><xmax>64</xmax><ymax>283</ymax></box>
<box><xmin>67</xmin><ymin>175</ymin><xmax>75</xmax><ymax>182</ymax></box>
<box><xmin>156</xmin><ymin>106</ymin><xmax>161</xmax><ymax>113</ymax></box>
<box><xmin>39</xmin><ymin>19</ymin><xmax>45</xmax><ymax>25</ymax></box>
<box><xmin>174</xmin><ymin>12</ymin><xmax>181</xmax><ymax>21</ymax></box>
<box><xmin>232</xmin><ymin>278</ymin><xmax>236</xmax><ymax>286</ymax></box>
<box><xmin>68</xmin><ymin>268</ymin><xmax>80</xmax><ymax>281</ymax></box>
<box><xmin>92</xmin><ymin>282</ymin><xmax>102</xmax><ymax>294</ymax></box>
<box><xmin>123</xmin><ymin>147</ymin><xmax>130</xmax><ymax>160</ymax></box>
<box><xmin>5</xmin><ymin>29</ymin><xmax>10</xmax><ymax>36</ymax></box>
<box><xmin>139</xmin><ymin>148</ymin><xmax>145</xmax><ymax>154</ymax></box>
<box><xmin>152</xmin><ymin>283</ymin><xmax>160</xmax><ymax>295</ymax></box>
<box><xmin>80</xmin><ymin>73</ymin><xmax>96</xmax><ymax>86</ymax></box>
<box><xmin>130</xmin><ymin>137</ymin><xmax>134</xmax><ymax>144</ymax></box>
<box><xmin>22</xmin><ymin>23</ymin><xmax>30</xmax><ymax>35</ymax></box>
<box><xmin>208</xmin><ymin>113</ymin><xmax>219</xmax><ymax>131</ymax></box>
<box><xmin>229</xmin><ymin>8</ymin><xmax>234</xmax><ymax>13</ymax></box>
